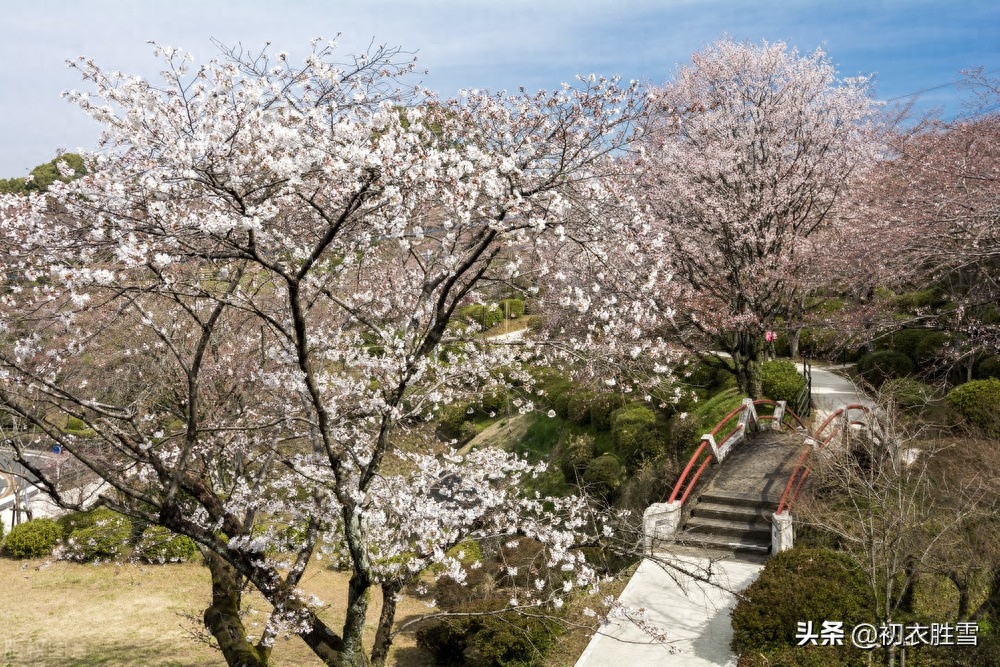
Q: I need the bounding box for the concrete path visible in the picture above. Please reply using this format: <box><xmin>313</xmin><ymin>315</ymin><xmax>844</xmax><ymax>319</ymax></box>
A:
<box><xmin>804</xmin><ymin>363</ymin><xmax>874</xmax><ymax>415</ymax></box>
<box><xmin>575</xmin><ymin>555</ymin><xmax>763</xmax><ymax>667</ymax></box>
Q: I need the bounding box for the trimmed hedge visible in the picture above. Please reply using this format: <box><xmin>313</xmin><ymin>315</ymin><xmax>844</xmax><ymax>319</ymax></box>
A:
<box><xmin>761</xmin><ymin>360</ymin><xmax>806</xmax><ymax>406</ymax></box>
<box><xmin>555</xmin><ymin>434</ymin><xmax>595</xmax><ymax>480</ymax></box>
<box><xmin>64</xmin><ymin>511</ymin><xmax>132</xmax><ymax>562</ymax></box>
<box><xmin>975</xmin><ymin>356</ymin><xmax>1000</xmax><ymax>380</ymax></box>
<box><xmin>857</xmin><ymin>350</ymin><xmax>915</xmax><ymax>387</ymax></box>
<box><xmin>610</xmin><ymin>404</ymin><xmax>664</xmax><ymax>470</ymax></box>
<box><xmin>581</xmin><ymin>453</ymin><xmax>626</xmax><ymax>501</ymax></box>
<box><xmin>731</xmin><ymin>547</ymin><xmax>869</xmax><ymax>656</ymax></box>
<box><xmin>882</xmin><ymin>378</ymin><xmax>934</xmax><ymax>411</ymax></box>
<box><xmin>136</xmin><ymin>525</ymin><xmax>199</xmax><ymax>563</ymax></box>
<box><xmin>497</xmin><ymin>298</ymin><xmax>525</xmax><ymax>319</ymax></box>
<box><xmin>4</xmin><ymin>519</ymin><xmax>62</xmax><ymax>559</ymax></box>
<box><xmin>947</xmin><ymin>378</ymin><xmax>1000</xmax><ymax>437</ymax></box>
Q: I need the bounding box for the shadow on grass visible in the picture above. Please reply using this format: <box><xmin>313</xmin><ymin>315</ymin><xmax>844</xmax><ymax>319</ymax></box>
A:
<box><xmin>2</xmin><ymin>639</ymin><xmax>217</xmax><ymax>667</ymax></box>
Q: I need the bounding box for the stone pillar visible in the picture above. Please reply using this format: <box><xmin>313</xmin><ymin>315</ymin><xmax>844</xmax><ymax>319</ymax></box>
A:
<box><xmin>644</xmin><ymin>501</ymin><xmax>682</xmax><ymax>554</ymax></box>
<box><xmin>772</xmin><ymin>511</ymin><xmax>794</xmax><ymax>555</ymax></box>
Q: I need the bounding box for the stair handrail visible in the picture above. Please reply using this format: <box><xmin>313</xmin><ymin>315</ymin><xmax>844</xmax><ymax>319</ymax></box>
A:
<box><xmin>775</xmin><ymin>403</ymin><xmax>874</xmax><ymax>515</ymax></box>
<box><xmin>668</xmin><ymin>397</ymin><xmax>808</xmax><ymax>509</ymax></box>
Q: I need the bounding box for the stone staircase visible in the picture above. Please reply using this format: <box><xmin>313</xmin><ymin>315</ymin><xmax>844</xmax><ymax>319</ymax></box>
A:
<box><xmin>676</xmin><ymin>490</ymin><xmax>777</xmax><ymax>557</ymax></box>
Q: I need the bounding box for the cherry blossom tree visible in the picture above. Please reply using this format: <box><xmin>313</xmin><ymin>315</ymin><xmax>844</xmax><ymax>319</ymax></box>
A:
<box><xmin>862</xmin><ymin>99</ymin><xmax>1000</xmax><ymax>377</ymax></box>
<box><xmin>637</xmin><ymin>38</ymin><xmax>882</xmax><ymax>397</ymax></box>
<box><xmin>0</xmin><ymin>40</ymin><xmax>644</xmax><ymax>667</ymax></box>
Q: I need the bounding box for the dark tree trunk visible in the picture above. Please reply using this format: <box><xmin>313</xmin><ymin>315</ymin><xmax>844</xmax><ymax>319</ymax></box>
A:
<box><xmin>203</xmin><ymin>552</ymin><xmax>272</xmax><ymax>667</ymax></box>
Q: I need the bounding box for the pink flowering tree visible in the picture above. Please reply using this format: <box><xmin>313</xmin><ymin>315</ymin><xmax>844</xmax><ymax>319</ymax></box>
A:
<box><xmin>637</xmin><ymin>38</ymin><xmax>881</xmax><ymax>397</ymax></box>
<box><xmin>0</xmin><ymin>40</ymin><xmax>644</xmax><ymax>667</ymax></box>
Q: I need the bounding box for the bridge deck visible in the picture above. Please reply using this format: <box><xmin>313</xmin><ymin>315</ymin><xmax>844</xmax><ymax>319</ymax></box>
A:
<box><xmin>705</xmin><ymin>430</ymin><xmax>803</xmax><ymax>502</ymax></box>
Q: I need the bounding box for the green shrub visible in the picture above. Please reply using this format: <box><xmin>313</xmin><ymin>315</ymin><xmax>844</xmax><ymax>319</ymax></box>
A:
<box><xmin>136</xmin><ymin>525</ymin><xmax>199</xmax><ymax>563</ymax></box>
<box><xmin>458</xmin><ymin>422</ymin><xmax>479</xmax><ymax>443</ymax></box>
<box><xmin>497</xmin><ymin>298</ymin><xmax>525</xmax><ymax>319</ymax></box>
<box><xmin>857</xmin><ymin>350</ymin><xmax>915</xmax><ymax>387</ymax></box>
<box><xmin>4</xmin><ymin>519</ymin><xmax>62</xmax><ymax>558</ymax></box>
<box><xmin>731</xmin><ymin>547</ymin><xmax>870</xmax><ymax>656</ymax></box>
<box><xmin>566</xmin><ymin>391</ymin><xmax>596</xmax><ymax>425</ymax></box>
<box><xmin>416</xmin><ymin>611</ymin><xmax>560</xmax><ymax>667</ymax></box>
<box><xmin>588</xmin><ymin>393</ymin><xmax>625</xmax><ymax>431</ymax></box>
<box><xmin>458</xmin><ymin>303</ymin><xmax>504</xmax><ymax>330</ymax></box>
<box><xmin>64</xmin><ymin>512</ymin><xmax>133</xmax><ymax>562</ymax></box>
<box><xmin>975</xmin><ymin>356</ymin><xmax>1000</xmax><ymax>380</ymax></box>
<box><xmin>581</xmin><ymin>453</ymin><xmax>626</xmax><ymax>501</ymax></box>
<box><xmin>610</xmin><ymin>403</ymin><xmax>664</xmax><ymax>469</ymax></box>
<box><xmin>888</xmin><ymin>328</ymin><xmax>948</xmax><ymax>367</ymax></box>
<box><xmin>555</xmin><ymin>434</ymin><xmax>595</xmax><ymax>480</ymax></box>
<box><xmin>882</xmin><ymin>378</ymin><xmax>935</xmax><ymax>411</ymax></box>
<box><xmin>761</xmin><ymin>360</ymin><xmax>806</xmax><ymax>406</ymax></box>
<box><xmin>667</xmin><ymin>413</ymin><xmax>700</xmax><ymax>461</ymax></box>
<box><xmin>947</xmin><ymin>378</ymin><xmax>1000</xmax><ymax>437</ymax></box>
<box><xmin>56</xmin><ymin>507</ymin><xmax>123</xmax><ymax>539</ymax></box>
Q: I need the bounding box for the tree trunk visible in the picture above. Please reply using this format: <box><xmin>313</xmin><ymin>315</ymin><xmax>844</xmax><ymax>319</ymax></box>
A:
<box><xmin>341</xmin><ymin>571</ymin><xmax>373</xmax><ymax>667</ymax></box>
<box><xmin>370</xmin><ymin>583</ymin><xmax>401</xmax><ymax>667</ymax></box>
<box><xmin>789</xmin><ymin>327</ymin><xmax>801</xmax><ymax>359</ymax></box>
<box><xmin>732</xmin><ymin>331</ymin><xmax>764</xmax><ymax>399</ymax></box>
<box><xmin>203</xmin><ymin>552</ymin><xmax>272</xmax><ymax>667</ymax></box>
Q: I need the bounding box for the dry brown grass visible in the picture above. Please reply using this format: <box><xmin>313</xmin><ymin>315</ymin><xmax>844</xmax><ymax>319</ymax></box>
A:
<box><xmin>0</xmin><ymin>558</ymin><xmax>438</xmax><ymax>667</ymax></box>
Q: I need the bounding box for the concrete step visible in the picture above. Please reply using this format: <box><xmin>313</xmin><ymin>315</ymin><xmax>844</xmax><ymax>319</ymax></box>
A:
<box><xmin>675</xmin><ymin>531</ymin><xmax>771</xmax><ymax>556</ymax></box>
<box><xmin>684</xmin><ymin>516</ymin><xmax>772</xmax><ymax>540</ymax></box>
<box><xmin>691</xmin><ymin>501</ymin><xmax>774</xmax><ymax>524</ymax></box>
<box><xmin>697</xmin><ymin>490</ymin><xmax>780</xmax><ymax>511</ymax></box>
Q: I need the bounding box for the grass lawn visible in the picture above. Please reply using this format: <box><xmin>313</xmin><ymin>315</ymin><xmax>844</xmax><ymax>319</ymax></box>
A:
<box><xmin>0</xmin><ymin>558</ymin><xmax>439</xmax><ymax>667</ymax></box>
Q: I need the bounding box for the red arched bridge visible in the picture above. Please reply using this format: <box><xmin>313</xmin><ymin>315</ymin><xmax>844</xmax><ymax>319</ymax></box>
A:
<box><xmin>643</xmin><ymin>399</ymin><xmax>875</xmax><ymax>558</ymax></box>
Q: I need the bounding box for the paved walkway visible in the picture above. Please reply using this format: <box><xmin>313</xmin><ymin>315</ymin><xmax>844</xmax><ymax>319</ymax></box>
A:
<box><xmin>575</xmin><ymin>555</ymin><xmax>762</xmax><ymax>666</ymax></box>
<box><xmin>804</xmin><ymin>363</ymin><xmax>874</xmax><ymax>415</ymax></box>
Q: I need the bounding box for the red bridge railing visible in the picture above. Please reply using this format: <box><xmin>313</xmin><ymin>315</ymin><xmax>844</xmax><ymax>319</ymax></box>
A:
<box><xmin>668</xmin><ymin>398</ymin><xmax>808</xmax><ymax>509</ymax></box>
<box><xmin>775</xmin><ymin>403</ymin><xmax>873</xmax><ymax>515</ymax></box>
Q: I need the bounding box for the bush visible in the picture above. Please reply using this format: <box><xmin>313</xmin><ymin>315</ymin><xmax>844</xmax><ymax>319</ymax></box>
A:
<box><xmin>882</xmin><ymin>378</ymin><xmax>935</xmax><ymax>411</ymax></box>
<box><xmin>458</xmin><ymin>303</ymin><xmax>504</xmax><ymax>330</ymax></box>
<box><xmin>555</xmin><ymin>434</ymin><xmax>595</xmax><ymax>480</ymax></box>
<box><xmin>731</xmin><ymin>547</ymin><xmax>869</xmax><ymax>656</ymax></box>
<box><xmin>975</xmin><ymin>355</ymin><xmax>1000</xmax><ymax>380</ymax></box>
<box><xmin>887</xmin><ymin>328</ymin><xmax>948</xmax><ymax>368</ymax></box>
<box><xmin>497</xmin><ymin>298</ymin><xmax>525</xmax><ymax>319</ymax></box>
<box><xmin>588</xmin><ymin>393</ymin><xmax>625</xmax><ymax>431</ymax></box>
<box><xmin>135</xmin><ymin>525</ymin><xmax>199</xmax><ymax>563</ymax></box>
<box><xmin>4</xmin><ymin>519</ymin><xmax>62</xmax><ymax>558</ymax></box>
<box><xmin>416</xmin><ymin>605</ymin><xmax>561</xmax><ymax>667</ymax></box>
<box><xmin>761</xmin><ymin>360</ymin><xmax>806</xmax><ymax>406</ymax></box>
<box><xmin>64</xmin><ymin>512</ymin><xmax>133</xmax><ymax>562</ymax></box>
<box><xmin>947</xmin><ymin>378</ymin><xmax>1000</xmax><ymax>437</ymax></box>
<box><xmin>581</xmin><ymin>453</ymin><xmax>626</xmax><ymax>501</ymax></box>
<box><xmin>856</xmin><ymin>350</ymin><xmax>915</xmax><ymax>387</ymax></box>
<box><xmin>610</xmin><ymin>403</ymin><xmax>664</xmax><ymax>470</ymax></box>
<box><xmin>566</xmin><ymin>391</ymin><xmax>596</xmax><ymax>425</ymax></box>
<box><xmin>56</xmin><ymin>507</ymin><xmax>123</xmax><ymax>539</ymax></box>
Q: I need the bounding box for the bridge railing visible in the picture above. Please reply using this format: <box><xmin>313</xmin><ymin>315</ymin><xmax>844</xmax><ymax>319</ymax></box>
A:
<box><xmin>775</xmin><ymin>403</ymin><xmax>873</xmax><ymax>515</ymax></box>
<box><xmin>668</xmin><ymin>398</ymin><xmax>808</xmax><ymax>509</ymax></box>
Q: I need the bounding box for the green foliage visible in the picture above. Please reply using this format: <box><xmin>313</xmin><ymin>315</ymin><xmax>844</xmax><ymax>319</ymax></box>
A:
<box><xmin>135</xmin><ymin>525</ymin><xmax>199</xmax><ymax>563</ymax></box>
<box><xmin>566</xmin><ymin>391</ymin><xmax>596</xmax><ymax>425</ymax></box>
<box><xmin>459</xmin><ymin>422</ymin><xmax>480</xmax><ymax>443</ymax></box>
<box><xmin>690</xmin><ymin>387</ymin><xmax>744</xmax><ymax>434</ymax></box>
<box><xmin>4</xmin><ymin>519</ymin><xmax>62</xmax><ymax>558</ymax></box>
<box><xmin>581</xmin><ymin>453</ymin><xmax>626</xmax><ymax>501</ymax></box>
<box><xmin>64</xmin><ymin>512</ymin><xmax>133</xmax><ymax>562</ymax></box>
<box><xmin>886</xmin><ymin>328</ymin><xmax>948</xmax><ymax>367</ymax></box>
<box><xmin>554</xmin><ymin>433</ymin><xmax>595</xmax><ymax>480</ymax></box>
<box><xmin>56</xmin><ymin>507</ymin><xmax>121</xmax><ymax>538</ymax></box>
<box><xmin>497</xmin><ymin>298</ymin><xmax>525</xmax><ymax>319</ymax></box>
<box><xmin>610</xmin><ymin>403</ymin><xmax>664</xmax><ymax>470</ymax></box>
<box><xmin>0</xmin><ymin>153</ymin><xmax>87</xmax><ymax>194</ymax></box>
<box><xmin>416</xmin><ymin>612</ymin><xmax>561</xmax><ymax>667</ymax></box>
<box><xmin>731</xmin><ymin>547</ymin><xmax>870</xmax><ymax>656</ymax></box>
<box><xmin>976</xmin><ymin>355</ymin><xmax>1000</xmax><ymax>380</ymax></box>
<box><xmin>947</xmin><ymin>378</ymin><xmax>1000</xmax><ymax>437</ymax></box>
<box><xmin>587</xmin><ymin>393</ymin><xmax>626</xmax><ymax>431</ymax></box>
<box><xmin>666</xmin><ymin>413</ymin><xmax>700</xmax><ymax>461</ymax></box>
<box><xmin>761</xmin><ymin>360</ymin><xmax>806</xmax><ymax>405</ymax></box>
<box><xmin>882</xmin><ymin>378</ymin><xmax>935</xmax><ymax>411</ymax></box>
<box><xmin>857</xmin><ymin>350</ymin><xmax>915</xmax><ymax>387</ymax></box>
<box><xmin>457</xmin><ymin>303</ymin><xmax>505</xmax><ymax>330</ymax></box>
<box><xmin>891</xmin><ymin>288</ymin><xmax>947</xmax><ymax>312</ymax></box>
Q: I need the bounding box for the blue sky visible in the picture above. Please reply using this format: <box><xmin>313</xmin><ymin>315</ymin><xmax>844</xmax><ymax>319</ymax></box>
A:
<box><xmin>2</xmin><ymin>0</ymin><xmax>998</xmax><ymax>177</ymax></box>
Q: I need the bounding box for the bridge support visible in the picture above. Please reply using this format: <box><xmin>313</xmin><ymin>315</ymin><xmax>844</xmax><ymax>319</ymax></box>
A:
<box><xmin>771</xmin><ymin>511</ymin><xmax>793</xmax><ymax>555</ymax></box>
<box><xmin>644</xmin><ymin>501</ymin><xmax>682</xmax><ymax>554</ymax></box>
